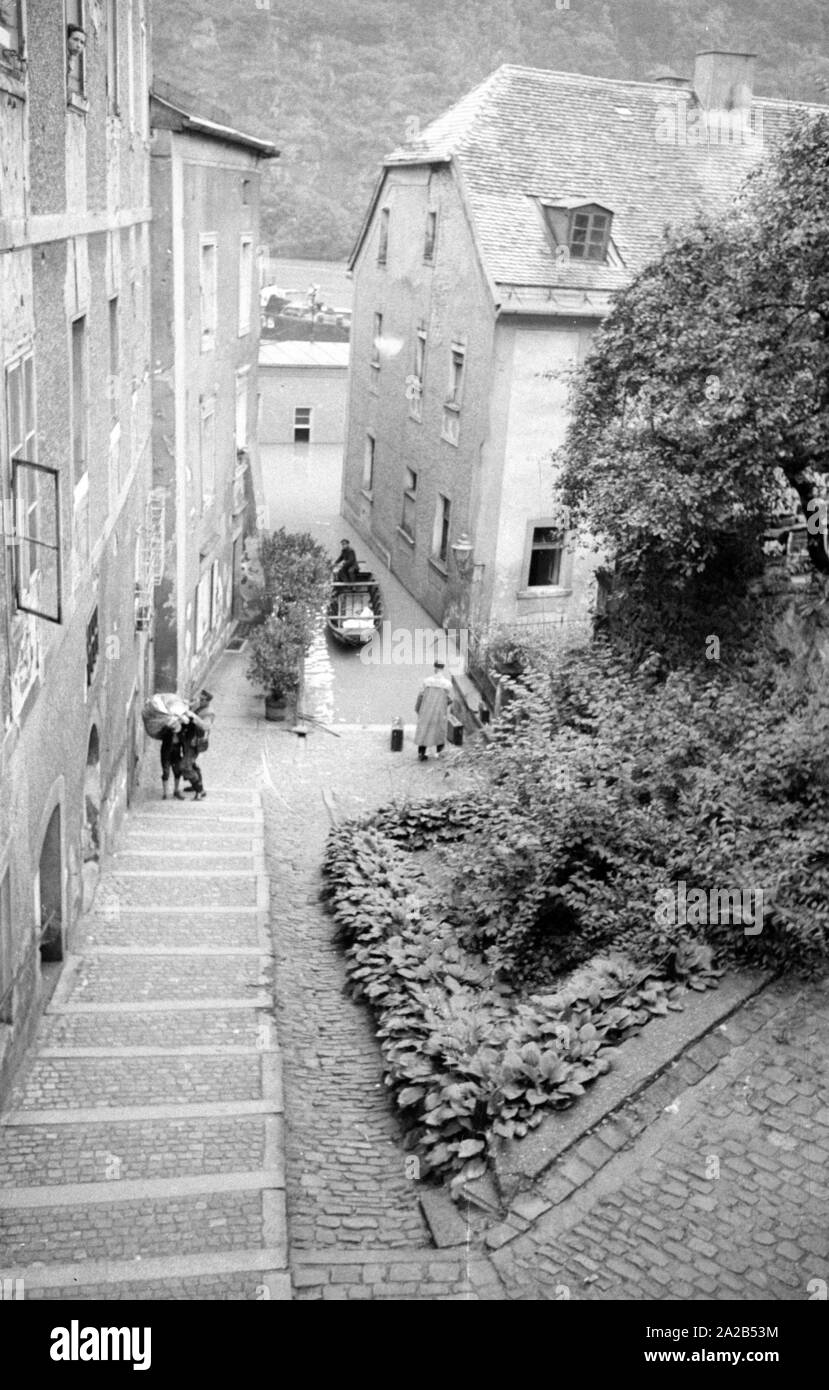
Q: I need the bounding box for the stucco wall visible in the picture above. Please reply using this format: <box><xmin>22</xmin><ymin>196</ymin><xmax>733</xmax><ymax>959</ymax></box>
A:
<box><xmin>259</xmin><ymin>365</ymin><xmax>348</xmax><ymax>445</ymax></box>
<box><xmin>0</xmin><ymin>1</ymin><xmax>153</xmax><ymax>1100</ymax></box>
<box><xmin>150</xmin><ymin>126</ymin><xmax>265</xmax><ymax>694</ymax></box>
<box><xmin>478</xmin><ymin>316</ymin><xmax>603</xmax><ymax>630</ymax></box>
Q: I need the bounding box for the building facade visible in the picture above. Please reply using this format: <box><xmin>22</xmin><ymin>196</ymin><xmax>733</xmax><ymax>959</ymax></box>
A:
<box><xmin>0</xmin><ymin>0</ymin><xmax>154</xmax><ymax>1093</ymax></box>
<box><xmin>149</xmin><ymin>83</ymin><xmax>277</xmax><ymax>692</ymax></box>
<box><xmin>259</xmin><ymin>341</ymin><xmax>350</xmax><ymax>447</ymax></box>
<box><xmin>342</xmin><ymin>54</ymin><xmax>826</xmax><ymax>637</ymax></box>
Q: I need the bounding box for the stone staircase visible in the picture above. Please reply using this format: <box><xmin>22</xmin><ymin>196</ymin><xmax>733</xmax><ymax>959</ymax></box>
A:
<box><xmin>0</xmin><ymin>788</ymin><xmax>290</xmax><ymax>1301</ymax></box>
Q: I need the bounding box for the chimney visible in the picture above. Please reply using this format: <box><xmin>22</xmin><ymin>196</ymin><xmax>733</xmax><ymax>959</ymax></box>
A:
<box><xmin>693</xmin><ymin>51</ymin><xmax>756</xmax><ymax>110</ymax></box>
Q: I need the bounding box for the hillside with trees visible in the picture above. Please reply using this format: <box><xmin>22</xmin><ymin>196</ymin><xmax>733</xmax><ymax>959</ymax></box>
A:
<box><xmin>153</xmin><ymin>0</ymin><xmax>829</xmax><ymax>259</ymax></box>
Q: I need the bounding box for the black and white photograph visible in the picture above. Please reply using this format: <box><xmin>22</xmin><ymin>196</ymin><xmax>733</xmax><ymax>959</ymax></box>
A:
<box><xmin>0</xmin><ymin>0</ymin><xmax>828</xmax><ymax>1347</ymax></box>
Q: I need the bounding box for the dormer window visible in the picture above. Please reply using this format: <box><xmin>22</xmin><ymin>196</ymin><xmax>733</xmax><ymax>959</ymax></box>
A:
<box><xmin>569</xmin><ymin>207</ymin><xmax>611</xmax><ymax>261</ymax></box>
<box><xmin>541</xmin><ymin>200</ymin><xmax>614</xmax><ymax>265</ymax></box>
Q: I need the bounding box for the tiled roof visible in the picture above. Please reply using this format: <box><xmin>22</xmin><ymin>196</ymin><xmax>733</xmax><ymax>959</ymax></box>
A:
<box><xmin>384</xmin><ymin>64</ymin><xmax>827</xmax><ymax>295</ymax></box>
<box><xmin>151</xmin><ymin>81</ymin><xmax>278</xmax><ymax>157</ymax></box>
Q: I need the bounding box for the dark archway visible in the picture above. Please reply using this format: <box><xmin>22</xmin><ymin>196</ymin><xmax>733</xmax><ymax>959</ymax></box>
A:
<box><xmin>83</xmin><ymin>725</ymin><xmax>101</xmax><ymax>865</ymax></box>
<box><xmin>38</xmin><ymin>805</ymin><xmax>63</xmax><ymax>965</ymax></box>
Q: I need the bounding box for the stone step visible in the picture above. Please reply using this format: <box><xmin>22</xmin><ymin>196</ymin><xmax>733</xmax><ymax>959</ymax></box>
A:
<box><xmin>94</xmin><ymin>874</ymin><xmax>262</xmax><ymax>908</ymax></box>
<box><xmin>4</xmin><ymin>1252</ymin><xmax>290</xmax><ymax>1300</ymax></box>
<box><xmin>0</xmin><ymin>1113</ymin><xmax>276</xmax><ymax>1188</ymax></box>
<box><xmin>6</xmin><ymin>1054</ymin><xmax>266</xmax><ymax>1113</ymax></box>
<box><xmin>130</xmin><ymin>806</ymin><xmax>262</xmax><ymax>825</ymax></box>
<box><xmin>38</xmin><ymin>1007</ymin><xmax>275</xmax><ymax>1051</ymax></box>
<box><xmin>0</xmin><ymin>1187</ymin><xmax>286</xmax><ymax>1268</ymax></box>
<box><xmin>55</xmin><ymin>953</ymin><xmax>269</xmax><ymax>1007</ymax></box>
<box><xmin>110</xmin><ymin>852</ymin><xmax>259</xmax><ymax>874</ymax></box>
<box><xmin>79</xmin><ymin>913</ymin><xmax>266</xmax><ymax>952</ymax></box>
<box><xmin>122</xmin><ymin>829</ymin><xmax>262</xmax><ymax>850</ymax></box>
<box><xmin>134</xmin><ymin>788</ymin><xmax>259</xmax><ymax>805</ymax></box>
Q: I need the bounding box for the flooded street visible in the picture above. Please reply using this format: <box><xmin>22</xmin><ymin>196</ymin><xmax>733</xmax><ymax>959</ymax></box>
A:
<box><xmin>261</xmin><ymin>443</ymin><xmax>463</xmax><ymax>727</ymax></box>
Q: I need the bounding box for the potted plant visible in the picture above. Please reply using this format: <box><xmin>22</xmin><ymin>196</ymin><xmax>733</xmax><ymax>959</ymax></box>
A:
<box><xmin>242</xmin><ymin>528</ymin><xmax>330</xmax><ymax>719</ymax></box>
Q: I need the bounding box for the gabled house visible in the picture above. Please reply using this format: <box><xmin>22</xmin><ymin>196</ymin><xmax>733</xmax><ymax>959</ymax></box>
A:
<box><xmin>342</xmin><ymin>53</ymin><xmax>826</xmax><ymax>636</ymax></box>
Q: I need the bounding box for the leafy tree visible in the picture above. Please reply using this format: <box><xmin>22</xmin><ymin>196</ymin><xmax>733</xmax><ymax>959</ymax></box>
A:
<box><xmin>560</xmin><ymin>114</ymin><xmax>829</xmax><ymax>653</ymax></box>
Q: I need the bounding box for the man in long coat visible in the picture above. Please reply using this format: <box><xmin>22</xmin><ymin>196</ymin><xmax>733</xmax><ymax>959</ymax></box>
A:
<box><xmin>414</xmin><ymin>661</ymin><xmax>453</xmax><ymax>761</ymax></box>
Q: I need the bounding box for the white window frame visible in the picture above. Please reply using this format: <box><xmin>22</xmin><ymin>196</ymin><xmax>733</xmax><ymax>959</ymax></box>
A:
<box><xmin>432</xmin><ymin>493</ymin><xmax>451</xmax><ymax>566</ymax></box>
<box><xmin>238</xmin><ymin>235</ymin><xmax>254</xmax><ymax>336</ymax></box>
<box><xmin>65</xmin><ymin>0</ymin><xmax>87</xmax><ymax>104</ymax></box>
<box><xmin>362</xmin><ymin>433</ymin><xmax>375</xmax><ymax>494</ymax></box>
<box><xmin>446</xmin><ymin>343</ymin><xmax>465</xmax><ymax>408</ymax></box>
<box><xmin>424</xmin><ymin>210</ymin><xmax>437</xmax><ymax>263</ymax></box>
<box><xmin>235</xmin><ymin>369</ymin><xmax>249</xmax><ymax>452</ymax></box>
<box><xmin>0</xmin><ymin>862</ymin><xmax>12</xmax><ymax>1025</ymax></box>
<box><xmin>519</xmin><ymin>520</ymin><xmax>572</xmax><ymax>596</ymax></box>
<box><xmin>105</xmin><ymin>0</ymin><xmax>119</xmax><ymax>115</ymax></box>
<box><xmin>199</xmin><ymin>235</ymin><xmax>218</xmax><ymax>353</ymax></box>
<box><xmin>377</xmin><ymin>208</ymin><xmax>389</xmax><ymax>266</ymax></box>
<box><xmin>200</xmin><ymin>395</ymin><xmax>216</xmax><ymax>510</ymax></box>
<box><xmin>5</xmin><ymin>352</ymin><xmax>37</xmax><ymax>595</ymax></box>
<box><xmin>293</xmin><ymin>406</ymin><xmax>312</xmax><ymax>444</ymax></box>
<box><xmin>400</xmin><ymin>467</ymin><xmax>417</xmax><ymax>541</ymax></box>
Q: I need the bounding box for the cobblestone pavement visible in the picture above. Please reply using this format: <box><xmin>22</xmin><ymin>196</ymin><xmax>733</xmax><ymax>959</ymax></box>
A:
<box><xmin>3</xmin><ymin>646</ymin><xmax>827</xmax><ymax>1302</ymax></box>
<box><xmin>0</xmin><ymin>778</ymin><xmax>290</xmax><ymax>1300</ymax></box>
<box><xmin>486</xmin><ymin>979</ymin><xmax>829</xmax><ymax>1301</ymax></box>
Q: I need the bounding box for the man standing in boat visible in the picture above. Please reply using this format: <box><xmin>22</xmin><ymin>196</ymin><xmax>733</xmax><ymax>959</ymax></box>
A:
<box><xmin>414</xmin><ymin>660</ymin><xmax>453</xmax><ymax>761</ymax></box>
<box><xmin>335</xmin><ymin>538</ymin><xmax>360</xmax><ymax>582</ymax></box>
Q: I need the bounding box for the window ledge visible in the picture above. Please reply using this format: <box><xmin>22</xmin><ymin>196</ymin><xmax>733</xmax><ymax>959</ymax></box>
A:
<box><xmin>517</xmin><ymin>586</ymin><xmax>573</xmax><ymax>600</ymax></box>
<box><xmin>360</xmin><ymin>488</ymin><xmax>373</xmax><ymax>502</ymax></box>
<box><xmin>397</xmin><ymin>527</ymin><xmax>415</xmax><ymax>547</ymax></box>
<box><xmin>67</xmin><ymin>92</ymin><xmax>89</xmax><ymax>115</ymax></box>
<box><xmin>443</xmin><ymin>400</ymin><xmax>461</xmax><ymax>413</ymax></box>
<box><xmin>428</xmin><ymin>557</ymin><xmax>448</xmax><ymax>578</ymax></box>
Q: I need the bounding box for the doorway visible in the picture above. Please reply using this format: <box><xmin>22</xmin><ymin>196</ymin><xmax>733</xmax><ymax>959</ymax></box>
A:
<box><xmin>37</xmin><ymin>805</ymin><xmax>63</xmax><ymax>966</ymax></box>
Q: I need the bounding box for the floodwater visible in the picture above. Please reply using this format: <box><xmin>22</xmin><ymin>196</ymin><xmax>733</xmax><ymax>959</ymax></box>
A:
<box><xmin>260</xmin><ymin>443</ymin><xmax>463</xmax><ymax>727</ymax></box>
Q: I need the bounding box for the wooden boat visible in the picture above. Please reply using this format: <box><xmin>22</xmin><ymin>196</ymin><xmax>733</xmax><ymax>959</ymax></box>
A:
<box><xmin>326</xmin><ymin>565</ymin><xmax>383</xmax><ymax>647</ymax></box>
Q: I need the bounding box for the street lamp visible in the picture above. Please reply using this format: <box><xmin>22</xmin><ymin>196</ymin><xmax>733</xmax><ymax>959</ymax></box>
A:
<box><xmin>450</xmin><ymin>533</ymin><xmax>475</xmax><ymax>578</ymax></box>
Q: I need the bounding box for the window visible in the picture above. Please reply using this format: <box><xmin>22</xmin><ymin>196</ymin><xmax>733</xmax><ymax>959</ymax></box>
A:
<box><xmin>238</xmin><ymin>236</ymin><xmax>253</xmax><ymax>336</ymax></box>
<box><xmin>6</xmin><ymin>354</ymin><xmax>36</xmax><ymax>587</ymax></box>
<box><xmin>447</xmin><ymin>344</ymin><xmax>465</xmax><ymax>407</ymax></box>
<box><xmin>0</xmin><ymin>1</ymin><xmax>23</xmax><ymax>56</ymax></box>
<box><xmin>0</xmin><ymin>866</ymin><xmax>12</xmax><ymax>1025</ymax></box>
<box><xmin>195</xmin><ymin>569</ymin><xmax>211</xmax><ymax>652</ymax></box>
<box><xmin>371</xmin><ymin>312</ymin><xmax>382</xmax><ymax>370</ymax></box>
<box><xmin>6</xmin><ymin>352</ymin><xmax>61</xmax><ymax>624</ymax></box>
<box><xmin>569</xmin><ymin>207</ymin><xmax>611</xmax><ymax>262</ymax></box>
<box><xmin>293</xmin><ymin>407</ymin><xmax>311</xmax><ymax>444</ymax></box>
<box><xmin>138</xmin><ymin>1</ymin><xmax>149</xmax><ymax>139</ymax></box>
<box><xmin>527</xmin><ymin>526</ymin><xmax>564</xmax><ymax>587</ymax></box>
<box><xmin>432</xmin><ymin>495</ymin><xmax>451</xmax><ymax>565</ymax></box>
<box><xmin>65</xmin><ymin>0</ymin><xmax>86</xmax><ymax>100</ymax></box>
<box><xmin>86</xmin><ymin>605</ymin><xmax>99</xmax><ymax>687</ymax></box>
<box><xmin>235</xmin><ymin>371</ymin><xmax>248</xmax><ymax>451</ymax></box>
<box><xmin>377</xmin><ymin>208</ymin><xmax>389</xmax><ymax>266</ymax></box>
<box><xmin>200</xmin><ymin>397</ymin><xmax>216</xmax><ymax>506</ymax></box>
<box><xmin>424</xmin><ymin>211</ymin><xmax>437</xmax><ymax>263</ymax></box>
<box><xmin>401</xmin><ymin>467</ymin><xmax>417</xmax><ymax>540</ymax></box>
<box><xmin>71</xmin><ymin>317</ymin><xmax>88</xmax><ymax>487</ymax></box>
<box><xmin>408</xmin><ymin>323</ymin><xmax>426</xmax><ymax>420</ymax></box>
<box><xmin>362</xmin><ymin>434</ymin><xmax>375</xmax><ymax>493</ymax></box>
<box><xmin>199</xmin><ymin>236</ymin><xmax>218</xmax><ymax>351</ymax></box>
<box><xmin>105</xmin><ymin>0</ymin><xmax>119</xmax><ymax>114</ymax></box>
<box><xmin>108</xmin><ymin>297</ymin><xmax>120</xmax><ymax>423</ymax></box>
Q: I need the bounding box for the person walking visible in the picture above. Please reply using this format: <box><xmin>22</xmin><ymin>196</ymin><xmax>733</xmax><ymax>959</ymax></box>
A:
<box><xmin>414</xmin><ymin>660</ymin><xmax>453</xmax><ymax>761</ymax></box>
